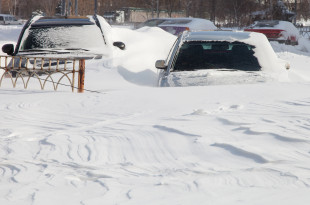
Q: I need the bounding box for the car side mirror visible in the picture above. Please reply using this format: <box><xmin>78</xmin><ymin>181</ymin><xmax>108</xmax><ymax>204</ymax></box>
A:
<box><xmin>2</xmin><ymin>44</ymin><xmax>14</xmax><ymax>55</ymax></box>
<box><xmin>113</xmin><ymin>41</ymin><xmax>126</xmax><ymax>50</ymax></box>
<box><xmin>155</xmin><ymin>60</ymin><xmax>167</xmax><ymax>69</ymax></box>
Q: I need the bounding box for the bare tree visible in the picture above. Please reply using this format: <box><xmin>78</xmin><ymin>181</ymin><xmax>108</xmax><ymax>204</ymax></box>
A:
<box><xmin>6</xmin><ymin>0</ymin><xmax>310</xmax><ymax>24</ymax></box>
<box><xmin>164</xmin><ymin>0</ymin><xmax>179</xmax><ymax>17</ymax></box>
<box><xmin>39</xmin><ymin>0</ymin><xmax>59</xmax><ymax>16</ymax></box>
<box><xmin>180</xmin><ymin>0</ymin><xmax>193</xmax><ymax>17</ymax></box>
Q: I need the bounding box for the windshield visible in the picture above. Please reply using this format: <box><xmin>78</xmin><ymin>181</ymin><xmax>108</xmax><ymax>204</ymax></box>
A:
<box><xmin>173</xmin><ymin>41</ymin><xmax>261</xmax><ymax>71</ymax></box>
<box><xmin>20</xmin><ymin>25</ymin><xmax>105</xmax><ymax>51</ymax></box>
<box><xmin>254</xmin><ymin>20</ymin><xmax>279</xmax><ymax>27</ymax></box>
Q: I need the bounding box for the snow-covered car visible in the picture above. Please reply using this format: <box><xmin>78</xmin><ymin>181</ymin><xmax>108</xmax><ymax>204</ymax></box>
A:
<box><xmin>2</xmin><ymin>15</ymin><xmax>125</xmax><ymax>59</ymax></box>
<box><xmin>135</xmin><ymin>18</ymin><xmax>170</xmax><ymax>29</ymax></box>
<box><xmin>0</xmin><ymin>14</ymin><xmax>23</xmax><ymax>25</ymax></box>
<box><xmin>136</xmin><ymin>18</ymin><xmax>217</xmax><ymax>36</ymax></box>
<box><xmin>244</xmin><ymin>20</ymin><xmax>300</xmax><ymax>45</ymax></box>
<box><xmin>156</xmin><ymin>31</ymin><xmax>289</xmax><ymax>87</ymax></box>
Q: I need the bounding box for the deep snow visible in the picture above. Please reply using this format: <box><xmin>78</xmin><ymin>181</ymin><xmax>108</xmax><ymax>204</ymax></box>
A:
<box><xmin>1</xmin><ymin>24</ymin><xmax>310</xmax><ymax>205</ymax></box>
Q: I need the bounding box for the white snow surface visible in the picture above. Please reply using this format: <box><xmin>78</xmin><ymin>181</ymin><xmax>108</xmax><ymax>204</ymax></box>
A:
<box><xmin>1</xmin><ymin>24</ymin><xmax>310</xmax><ymax>205</ymax></box>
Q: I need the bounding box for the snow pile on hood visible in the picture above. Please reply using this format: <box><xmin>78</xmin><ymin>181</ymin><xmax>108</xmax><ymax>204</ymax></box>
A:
<box><xmin>166</xmin><ymin>69</ymin><xmax>274</xmax><ymax>87</ymax></box>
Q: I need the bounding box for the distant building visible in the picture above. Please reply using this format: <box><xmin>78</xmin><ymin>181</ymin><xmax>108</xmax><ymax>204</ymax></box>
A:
<box><xmin>105</xmin><ymin>7</ymin><xmax>186</xmax><ymax>24</ymax></box>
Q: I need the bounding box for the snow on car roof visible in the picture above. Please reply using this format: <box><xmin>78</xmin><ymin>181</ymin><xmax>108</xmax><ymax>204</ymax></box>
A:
<box><xmin>184</xmin><ymin>30</ymin><xmax>254</xmax><ymax>41</ymax></box>
<box><xmin>251</xmin><ymin>20</ymin><xmax>300</xmax><ymax>38</ymax></box>
<box><xmin>159</xmin><ymin>18</ymin><xmax>217</xmax><ymax>30</ymax></box>
<box><xmin>182</xmin><ymin>31</ymin><xmax>285</xmax><ymax>72</ymax></box>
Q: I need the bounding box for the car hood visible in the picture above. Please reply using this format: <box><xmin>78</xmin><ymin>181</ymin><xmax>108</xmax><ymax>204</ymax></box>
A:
<box><xmin>163</xmin><ymin>69</ymin><xmax>276</xmax><ymax>87</ymax></box>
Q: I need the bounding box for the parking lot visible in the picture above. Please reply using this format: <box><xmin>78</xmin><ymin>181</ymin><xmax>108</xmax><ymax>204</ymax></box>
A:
<box><xmin>1</xmin><ymin>23</ymin><xmax>310</xmax><ymax>205</ymax></box>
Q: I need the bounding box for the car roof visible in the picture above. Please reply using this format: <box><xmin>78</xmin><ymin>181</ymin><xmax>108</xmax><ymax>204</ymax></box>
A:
<box><xmin>183</xmin><ymin>31</ymin><xmax>254</xmax><ymax>42</ymax></box>
<box><xmin>31</xmin><ymin>16</ymin><xmax>95</xmax><ymax>27</ymax></box>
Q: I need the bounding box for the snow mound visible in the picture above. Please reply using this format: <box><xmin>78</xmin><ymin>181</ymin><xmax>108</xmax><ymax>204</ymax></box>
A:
<box><xmin>110</xmin><ymin>26</ymin><xmax>177</xmax><ymax>85</ymax></box>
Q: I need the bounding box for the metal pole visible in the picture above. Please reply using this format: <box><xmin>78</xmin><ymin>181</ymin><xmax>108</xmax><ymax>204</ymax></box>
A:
<box><xmin>75</xmin><ymin>0</ymin><xmax>78</xmax><ymax>16</ymax></box>
<box><xmin>94</xmin><ymin>0</ymin><xmax>98</xmax><ymax>14</ymax></box>
<box><xmin>294</xmin><ymin>0</ymin><xmax>297</xmax><ymax>24</ymax></box>
<box><xmin>14</xmin><ymin>0</ymin><xmax>17</xmax><ymax>15</ymax></box>
<box><xmin>68</xmin><ymin>0</ymin><xmax>72</xmax><ymax>16</ymax></box>
<box><xmin>78</xmin><ymin>59</ymin><xmax>85</xmax><ymax>93</ymax></box>
<box><xmin>156</xmin><ymin>0</ymin><xmax>159</xmax><ymax>18</ymax></box>
<box><xmin>61</xmin><ymin>0</ymin><xmax>66</xmax><ymax>16</ymax></box>
<box><xmin>270</xmin><ymin>0</ymin><xmax>273</xmax><ymax>20</ymax></box>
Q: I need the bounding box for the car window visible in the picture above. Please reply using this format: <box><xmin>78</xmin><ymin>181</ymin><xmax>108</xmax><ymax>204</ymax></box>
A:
<box><xmin>162</xmin><ymin>20</ymin><xmax>192</xmax><ymax>25</ymax></box>
<box><xmin>20</xmin><ymin>24</ymin><xmax>105</xmax><ymax>51</ymax></box>
<box><xmin>254</xmin><ymin>21</ymin><xmax>279</xmax><ymax>27</ymax></box>
<box><xmin>173</xmin><ymin>41</ymin><xmax>261</xmax><ymax>71</ymax></box>
<box><xmin>0</xmin><ymin>16</ymin><xmax>3</xmax><ymax>21</ymax></box>
<box><xmin>144</xmin><ymin>19</ymin><xmax>167</xmax><ymax>27</ymax></box>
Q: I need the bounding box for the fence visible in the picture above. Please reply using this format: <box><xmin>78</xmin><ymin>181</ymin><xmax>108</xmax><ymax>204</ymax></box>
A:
<box><xmin>0</xmin><ymin>56</ymin><xmax>86</xmax><ymax>93</ymax></box>
<box><xmin>298</xmin><ymin>26</ymin><xmax>310</xmax><ymax>39</ymax></box>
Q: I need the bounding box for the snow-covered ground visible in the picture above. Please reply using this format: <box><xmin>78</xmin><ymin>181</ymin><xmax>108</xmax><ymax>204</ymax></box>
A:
<box><xmin>1</xmin><ymin>24</ymin><xmax>310</xmax><ymax>205</ymax></box>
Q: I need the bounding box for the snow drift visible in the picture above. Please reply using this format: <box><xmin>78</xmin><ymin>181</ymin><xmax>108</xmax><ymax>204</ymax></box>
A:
<box><xmin>1</xmin><ymin>22</ymin><xmax>310</xmax><ymax>205</ymax></box>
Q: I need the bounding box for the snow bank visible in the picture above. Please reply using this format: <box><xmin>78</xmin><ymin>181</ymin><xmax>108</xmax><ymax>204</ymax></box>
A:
<box><xmin>272</xmin><ymin>40</ymin><xmax>310</xmax><ymax>82</ymax></box>
<box><xmin>110</xmin><ymin>26</ymin><xmax>177</xmax><ymax>86</ymax></box>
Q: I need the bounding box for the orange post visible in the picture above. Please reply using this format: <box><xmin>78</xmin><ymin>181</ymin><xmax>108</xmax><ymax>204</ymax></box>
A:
<box><xmin>78</xmin><ymin>59</ymin><xmax>85</xmax><ymax>93</ymax></box>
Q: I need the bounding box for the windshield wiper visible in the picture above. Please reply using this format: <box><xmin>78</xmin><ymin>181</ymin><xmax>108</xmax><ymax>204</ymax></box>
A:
<box><xmin>21</xmin><ymin>48</ymin><xmax>64</xmax><ymax>53</ymax></box>
<box><xmin>21</xmin><ymin>48</ymin><xmax>90</xmax><ymax>52</ymax></box>
<box><xmin>63</xmin><ymin>48</ymin><xmax>90</xmax><ymax>51</ymax></box>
